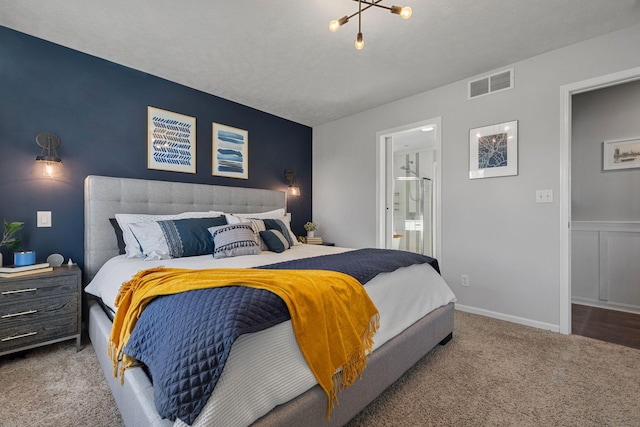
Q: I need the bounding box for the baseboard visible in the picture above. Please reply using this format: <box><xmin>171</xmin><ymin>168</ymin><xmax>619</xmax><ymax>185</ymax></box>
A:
<box><xmin>572</xmin><ymin>297</ymin><xmax>640</xmax><ymax>315</ymax></box>
<box><xmin>455</xmin><ymin>304</ymin><xmax>560</xmax><ymax>333</ymax></box>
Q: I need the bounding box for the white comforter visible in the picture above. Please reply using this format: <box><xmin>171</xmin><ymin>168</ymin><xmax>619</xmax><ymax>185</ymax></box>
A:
<box><xmin>85</xmin><ymin>245</ymin><xmax>456</xmax><ymax>427</ymax></box>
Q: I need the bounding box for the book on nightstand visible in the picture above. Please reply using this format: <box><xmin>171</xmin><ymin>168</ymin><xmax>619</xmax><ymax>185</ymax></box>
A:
<box><xmin>0</xmin><ymin>263</ymin><xmax>52</xmax><ymax>278</ymax></box>
<box><xmin>303</xmin><ymin>236</ymin><xmax>324</xmax><ymax>244</ymax></box>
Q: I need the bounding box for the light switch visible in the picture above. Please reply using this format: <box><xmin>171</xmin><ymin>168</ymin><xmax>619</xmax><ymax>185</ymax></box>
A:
<box><xmin>535</xmin><ymin>190</ymin><xmax>553</xmax><ymax>204</ymax></box>
<box><xmin>37</xmin><ymin>211</ymin><xmax>52</xmax><ymax>227</ymax></box>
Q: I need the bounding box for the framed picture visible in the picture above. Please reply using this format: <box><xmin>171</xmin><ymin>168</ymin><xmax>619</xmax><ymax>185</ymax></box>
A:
<box><xmin>212</xmin><ymin>122</ymin><xmax>248</xmax><ymax>179</ymax></box>
<box><xmin>603</xmin><ymin>137</ymin><xmax>640</xmax><ymax>171</ymax></box>
<box><xmin>469</xmin><ymin>120</ymin><xmax>518</xmax><ymax>179</ymax></box>
<box><xmin>148</xmin><ymin>106</ymin><xmax>196</xmax><ymax>173</ymax></box>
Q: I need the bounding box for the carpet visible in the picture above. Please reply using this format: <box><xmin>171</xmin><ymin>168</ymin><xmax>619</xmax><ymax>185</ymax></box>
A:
<box><xmin>1</xmin><ymin>310</ymin><xmax>639</xmax><ymax>426</ymax></box>
<box><xmin>346</xmin><ymin>310</ymin><xmax>640</xmax><ymax>426</ymax></box>
<box><xmin>0</xmin><ymin>339</ymin><xmax>122</xmax><ymax>427</ymax></box>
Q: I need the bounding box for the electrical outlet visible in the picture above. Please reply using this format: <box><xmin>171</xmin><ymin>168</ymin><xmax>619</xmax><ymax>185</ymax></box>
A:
<box><xmin>535</xmin><ymin>189</ymin><xmax>553</xmax><ymax>203</ymax></box>
<box><xmin>461</xmin><ymin>274</ymin><xmax>469</xmax><ymax>287</ymax></box>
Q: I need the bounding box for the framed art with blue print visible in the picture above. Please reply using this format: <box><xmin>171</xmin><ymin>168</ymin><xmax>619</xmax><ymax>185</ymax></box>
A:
<box><xmin>469</xmin><ymin>120</ymin><xmax>518</xmax><ymax>179</ymax></box>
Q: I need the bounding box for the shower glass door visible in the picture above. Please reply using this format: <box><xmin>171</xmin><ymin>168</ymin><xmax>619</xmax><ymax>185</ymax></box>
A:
<box><xmin>392</xmin><ymin>177</ymin><xmax>433</xmax><ymax>256</ymax></box>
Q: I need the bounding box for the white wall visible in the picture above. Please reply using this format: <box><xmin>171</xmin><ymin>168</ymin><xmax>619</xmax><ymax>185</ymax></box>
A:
<box><xmin>312</xmin><ymin>23</ymin><xmax>640</xmax><ymax>330</ymax></box>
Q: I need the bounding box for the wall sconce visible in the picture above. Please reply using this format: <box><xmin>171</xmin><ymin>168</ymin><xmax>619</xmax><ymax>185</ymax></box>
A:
<box><xmin>284</xmin><ymin>169</ymin><xmax>300</xmax><ymax>196</ymax></box>
<box><xmin>31</xmin><ymin>132</ymin><xmax>65</xmax><ymax>179</ymax></box>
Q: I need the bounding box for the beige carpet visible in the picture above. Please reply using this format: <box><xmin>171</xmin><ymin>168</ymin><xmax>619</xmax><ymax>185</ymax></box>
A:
<box><xmin>0</xmin><ymin>339</ymin><xmax>122</xmax><ymax>427</ymax></box>
<box><xmin>2</xmin><ymin>311</ymin><xmax>639</xmax><ymax>426</ymax></box>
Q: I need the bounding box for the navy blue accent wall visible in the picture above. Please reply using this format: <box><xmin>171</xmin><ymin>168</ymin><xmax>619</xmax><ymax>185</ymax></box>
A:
<box><xmin>0</xmin><ymin>26</ymin><xmax>312</xmax><ymax>270</ymax></box>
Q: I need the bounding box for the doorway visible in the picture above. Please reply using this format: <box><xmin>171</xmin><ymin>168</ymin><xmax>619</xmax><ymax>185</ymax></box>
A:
<box><xmin>376</xmin><ymin>118</ymin><xmax>442</xmax><ymax>258</ymax></box>
<box><xmin>559</xmin><ymin>66</ymin><xmax>640</xmax><ymax>334</ymax></box>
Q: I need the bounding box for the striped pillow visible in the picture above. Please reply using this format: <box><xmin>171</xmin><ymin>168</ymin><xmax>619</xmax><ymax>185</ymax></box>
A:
<box><xmin>209</xmin><ymin>223</ymin><xmax>261</xmax><ymax>259</ymax></box>
<box><xmin>259</xmin><ymin>229</ymin><xmax>291</xmax><ymax>253</ymax></box>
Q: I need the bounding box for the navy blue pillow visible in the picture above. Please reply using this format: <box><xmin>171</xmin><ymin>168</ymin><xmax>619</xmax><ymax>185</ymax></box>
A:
<box><xmin>259</xmin><ymin>229</ymin><xmax>291</xmax><ymax>253</ymax></box>
<box><xmin>157</xmin><ymin>216</ymin><xmax>227</xmax><ymax>258</ymax></box>
<box><xmin>109</xmin><ymin>218</ymin><xmax>126</xmax><ymax>255</ymax></box>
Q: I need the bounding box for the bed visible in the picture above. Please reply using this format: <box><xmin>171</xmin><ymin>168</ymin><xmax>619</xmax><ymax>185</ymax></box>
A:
<box><xmin>83</xmin><ymin>175</ymin><xmax>456</xmax><ymax>427</ymax></box>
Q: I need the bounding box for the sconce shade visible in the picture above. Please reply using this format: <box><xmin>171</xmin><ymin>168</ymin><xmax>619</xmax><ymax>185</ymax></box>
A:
<box><xmin>31</xmin><ymin>132</ymin><xmax>65</xmax><ymax>179</ymax></box>
<box><xmin>284</xmin><ymin>169</ymin><xmax>301</xmax><ymax>196</ymax></box>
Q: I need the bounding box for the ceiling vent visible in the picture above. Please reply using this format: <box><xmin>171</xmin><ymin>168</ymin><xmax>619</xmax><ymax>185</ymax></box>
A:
<box><xmin>468</xmin><ymin>68</ymin><xmax>514</xmax><ymax>99</ymax></box>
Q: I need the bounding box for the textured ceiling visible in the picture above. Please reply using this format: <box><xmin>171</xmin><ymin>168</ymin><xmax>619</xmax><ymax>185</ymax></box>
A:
<box><xmin>2</xmin><ymin>0</ymin><xmax>640</xmax><ymax>126</ymax></box>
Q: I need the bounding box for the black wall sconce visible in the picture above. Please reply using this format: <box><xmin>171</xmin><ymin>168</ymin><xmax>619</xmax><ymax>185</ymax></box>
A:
<box><xmin>284</xmin><ymin>169</ymin><xmax>300</xmax><ymax>196</ymax></box>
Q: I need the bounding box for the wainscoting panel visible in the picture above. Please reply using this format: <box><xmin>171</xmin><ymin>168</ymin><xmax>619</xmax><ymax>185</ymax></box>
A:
<box><xmin>572</xmin><ymin>221</ymin><xmax>640</xmax><ymax>313</ymax></box>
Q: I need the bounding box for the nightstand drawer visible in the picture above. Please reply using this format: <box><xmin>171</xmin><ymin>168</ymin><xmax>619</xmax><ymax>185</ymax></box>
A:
<box><xmin>0</xmin><ymin>275</ymin><xmax>78</xmax><ymax>303</ymax></box>
<box><xmin>0</xmin><ymin>315</ymin><xmax>79</xmax><ymax>353</ymax></box>
<box><xmin>0</xmin><ymin>265</ymin><xmax>81</xmax><ymax>356</ymax></box>
<box><xmin>0</xmin><ymin>294</ymin><xmax>77</xmax><ymax>327</ymax></box>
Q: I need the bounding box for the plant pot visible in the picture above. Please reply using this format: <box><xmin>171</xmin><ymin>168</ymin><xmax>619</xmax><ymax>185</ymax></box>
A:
<box><xmin>307</xmin><ymin>231</ymin><xmax>315</xmax><ymax>238</ymax></box>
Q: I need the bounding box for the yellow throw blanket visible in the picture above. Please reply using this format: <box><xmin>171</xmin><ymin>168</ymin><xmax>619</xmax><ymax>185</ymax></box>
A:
<box><xmin>109</xmin><ymin>267</ymin><xmax>379</xmax><ymax>417</ymax></box>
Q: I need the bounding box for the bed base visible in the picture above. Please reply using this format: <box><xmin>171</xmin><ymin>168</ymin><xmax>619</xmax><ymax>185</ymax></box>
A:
<box><xmin>89</xmin><ymin>299</ymin><xmax>454</xmax><ymax>427</ymax></box>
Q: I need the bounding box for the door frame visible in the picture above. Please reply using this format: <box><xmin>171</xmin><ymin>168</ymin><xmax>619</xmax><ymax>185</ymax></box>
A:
<box><xmin>559</xmin><ymin>66</ymin><xmax>640</xmax><ymax>334</ymax></box>
<box><xmin>376</xmin><ymin>117</ymin><xmax>442</xmax><ymax>258</ymax></box>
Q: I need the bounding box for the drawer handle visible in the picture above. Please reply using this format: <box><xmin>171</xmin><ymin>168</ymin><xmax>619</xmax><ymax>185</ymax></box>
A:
<box><xmin>1</xmin><ymin>331</ymin><xmax>37</xmax><ymax>342</ymax></box>
<box><xmin>1</xmin><ymin>310</ymin><xmax>38</xmax><ymax>319</ymax></box>
<box><xmin>2</xmin><ymin>288</ymin><xmax>38</xmax><ymax>295</ymax></box>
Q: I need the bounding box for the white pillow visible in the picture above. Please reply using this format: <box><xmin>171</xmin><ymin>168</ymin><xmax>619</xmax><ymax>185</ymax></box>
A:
<box><xmin>116</xmin><ymin>211</ymin><xmax>224</xmax><ymax>258</ymax></box>
<box><xmin>127</xmin><ymin>222</ymin><xmax>170</xmax><ymax>260</ymax></box>
<box><xmin>232</xmin><ymin>208</ymin><xmax>285</xmax><ymax>219</ymax></box>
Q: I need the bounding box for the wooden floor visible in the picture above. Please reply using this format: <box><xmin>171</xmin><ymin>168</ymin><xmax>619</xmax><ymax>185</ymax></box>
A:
<box><xmin>572</xmin><ymin>304</ymin><xmax>640</xmax><ymax>350</ymax></box>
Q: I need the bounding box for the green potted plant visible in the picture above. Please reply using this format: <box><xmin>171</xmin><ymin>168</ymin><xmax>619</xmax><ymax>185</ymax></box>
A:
<box><xmin>304</xmin><ymin>221</ymin><xmax>317</xmax><ymax>237</ymax></box>
<box><xmin>0</xmin><ymin>220</ymin><xmax>24</xmax><ymax>267</ymax></box>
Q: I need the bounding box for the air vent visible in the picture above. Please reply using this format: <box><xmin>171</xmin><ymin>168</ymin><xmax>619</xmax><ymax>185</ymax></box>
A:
<box><xmin>468</xmin><ymin>68</ymin><xmax>514</xmax><ymax>99</ymax></box>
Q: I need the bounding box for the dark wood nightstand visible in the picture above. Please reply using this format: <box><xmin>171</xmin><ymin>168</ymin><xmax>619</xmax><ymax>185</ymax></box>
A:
<box><xmin>0</xmin><ymin>265</ymin><xmax>82</xmax><ymax>356</ymax></box>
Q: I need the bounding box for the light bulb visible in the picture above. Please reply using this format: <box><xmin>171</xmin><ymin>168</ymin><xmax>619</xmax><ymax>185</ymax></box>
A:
<box><xmin>400</xmin><ymin>6</ymin><xmax>412</xmax><ymax>19</ymax></box>
<box><xmin>355</xmin><ymin>33</ymin><xmax>364</xmax><ymax>50</ymax></box>
<box><xmin>329</xmin><ymin>16</ymin><xmax>348</xmax><ymax>32</ymax></box>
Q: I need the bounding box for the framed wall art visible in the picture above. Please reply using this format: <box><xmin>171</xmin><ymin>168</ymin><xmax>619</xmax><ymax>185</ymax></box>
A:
<box><xmin>148</xmin><ymin>106</ymin><xmax>196</xmax><ymax>173</ymax></box>
<box><xmin>603</xmin><ymin>137</ymin><xmax>640</xmax><ymax>171</ymax></box>
<box><xmin>212</xmin><ymin>122</ymin><xmax>248</xmax><ymax>179</ymax></box>
<box><xmin>469</xmin><ymin>120</ymin><xmax>518</xmax><ymax>179</ymax></box>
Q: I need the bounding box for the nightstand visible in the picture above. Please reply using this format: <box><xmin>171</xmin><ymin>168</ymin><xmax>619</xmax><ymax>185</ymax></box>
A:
<box><xmin>0</xmin><ymin>265</ymin><xmax>82</xmax><ymax>357</ymax></box>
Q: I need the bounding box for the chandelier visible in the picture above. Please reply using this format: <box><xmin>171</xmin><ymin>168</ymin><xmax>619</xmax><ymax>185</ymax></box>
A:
<box><xmin>329</xmin><ymin>0</ymin><xmax>412</xmax><ymax>50</ymax></box>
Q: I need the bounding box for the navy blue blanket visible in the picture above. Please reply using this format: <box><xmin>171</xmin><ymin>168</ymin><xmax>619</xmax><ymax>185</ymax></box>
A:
<box><xmin>258</xmin><ymin>248</ymin><xmax>440</xmax><ymax>278</ymax></box>
<box><xmin>122</xmin><ymin>248</ymin><xmax>439</xmax><ymax>424</ymax></box>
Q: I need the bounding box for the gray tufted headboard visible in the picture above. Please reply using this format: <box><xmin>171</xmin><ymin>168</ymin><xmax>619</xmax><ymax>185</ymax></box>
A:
<box><xmin>84</xmin><ymin>175</ymin><xmax>286</xmax><ymax>282</ymax></box>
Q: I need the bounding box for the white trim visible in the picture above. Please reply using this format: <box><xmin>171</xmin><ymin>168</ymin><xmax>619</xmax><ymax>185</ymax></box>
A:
<box><xmin>572</xmin><ymin>221</ymin><xmax>640</xmax><ymax>233</ymax></box>
<box><xmin>376</xmin><ymin>117</ymin><xmax>443</xmax><ymax>259</ymax></box>
<box><xmin>559</xmin><ymin>66</ymin><xmax>640</xmax><ymax>335</ymax></box>
<box><xmin>455</xmin><ymin>304</ymin><xmax>559</xmax><ymax>333</ymax></box>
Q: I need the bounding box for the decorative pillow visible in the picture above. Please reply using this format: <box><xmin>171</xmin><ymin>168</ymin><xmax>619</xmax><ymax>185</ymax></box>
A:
<box><xmin>116</xmin><ymin>211</ymin><xmax>224</xmax><ymax>258</ymax></box>
<box><xmin>109</xmin><ymin>218</ymin><xmax>126</xmax><ymax>255</ymax></box>
<box><xmin>228</xmin><ymin>212</ymin><xmax>299</xmax><ymax>246</ymax></box>
<box><xmin>259</xmin><ymin>229</ymin><xmax>291</xmax><ymax>253</ymax></box>
<box><xmin>262</xmin><ymin>219</ymin><xmax>295</xmax><ymax>247</ymax></box>
<box><xmin>226</xmin><ymin>217</ymin><xmax>268</xmax><ymax>250</ymax></box>
<box><xmin>209</xmin><ymin>223</ymin><xmax>261</xmax><ymax>259</ymax></box>
<box><xmin>129</xmin><ymin>216</ymin><xmax>227</xmax><ymax>260</ymax></box>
